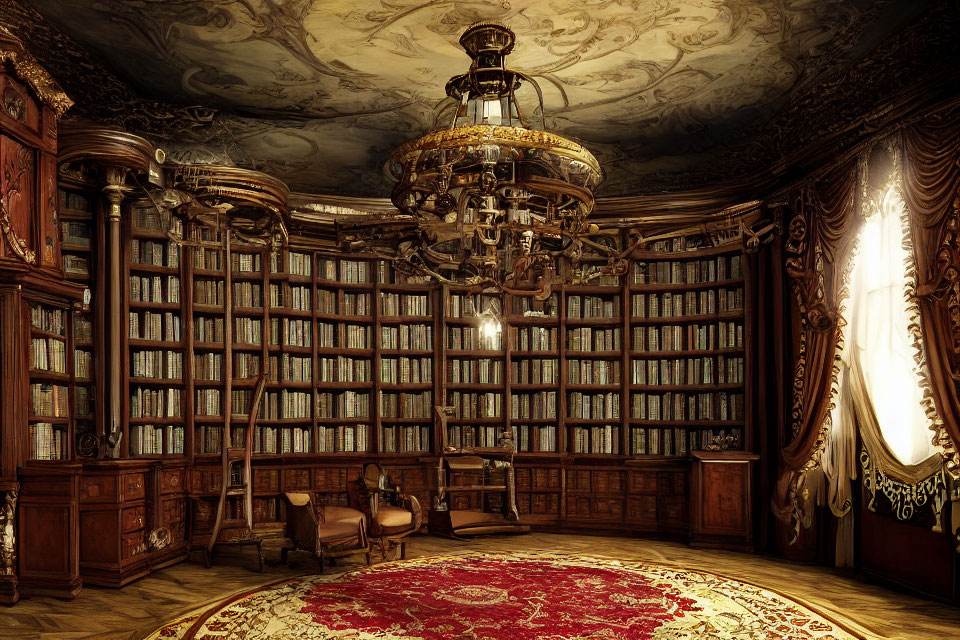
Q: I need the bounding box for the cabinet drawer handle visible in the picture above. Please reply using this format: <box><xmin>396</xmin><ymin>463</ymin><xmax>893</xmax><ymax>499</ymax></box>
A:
<box><xmin>137</xmin><ymin>517</ymin><xmax>142</xmax><ymax>526</ymax></box>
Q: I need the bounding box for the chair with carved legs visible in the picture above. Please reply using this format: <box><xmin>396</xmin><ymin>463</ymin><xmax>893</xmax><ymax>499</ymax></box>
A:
<box><xmin>354</xmin><ymin>463</ymin><xmax>422</xmax><ymax>561</ymax></box>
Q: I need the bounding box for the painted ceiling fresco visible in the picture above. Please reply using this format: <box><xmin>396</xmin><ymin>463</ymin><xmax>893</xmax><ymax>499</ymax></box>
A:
<box><xmin>19</xmin><ymin>0</ymin><xmax>939</xmax><ymax>196</ymax></box>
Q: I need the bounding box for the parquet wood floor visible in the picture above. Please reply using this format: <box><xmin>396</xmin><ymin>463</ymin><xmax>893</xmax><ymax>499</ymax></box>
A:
<box><xmin>1</xmin><ymin>533</ymin><xmax>958</xmax><ymax>639</ymax></box>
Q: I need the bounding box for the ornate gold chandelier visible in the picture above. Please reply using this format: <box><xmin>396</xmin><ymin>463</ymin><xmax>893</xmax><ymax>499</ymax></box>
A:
<box><xmin>341</xmin><ymin>23</ymin><xmax>606</xmax><ymax>298</ymax></box>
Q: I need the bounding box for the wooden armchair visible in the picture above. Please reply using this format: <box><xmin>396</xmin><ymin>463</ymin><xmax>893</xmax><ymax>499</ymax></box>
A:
<box><xmin>354</xmin><ymin>463</ymin><xmax>422</xmax><ymax>561</ymax></box>
<box><xmin>282</xmin><ymin>492</ymin><xmax>371</xmax><ymax>571</ymax></box>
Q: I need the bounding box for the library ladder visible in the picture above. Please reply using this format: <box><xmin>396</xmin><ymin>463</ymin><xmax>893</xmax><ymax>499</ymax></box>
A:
<box><xmin>205</xmin><ymin>370</ymin><xmax>268</xmax><ymax>569</ymax></box>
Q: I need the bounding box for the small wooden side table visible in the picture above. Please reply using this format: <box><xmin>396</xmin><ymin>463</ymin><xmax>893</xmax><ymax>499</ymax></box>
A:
<box><xmin>690</xmin><ymin>450</ymin><xmax>760</xmax><ymax>551</ymax></box>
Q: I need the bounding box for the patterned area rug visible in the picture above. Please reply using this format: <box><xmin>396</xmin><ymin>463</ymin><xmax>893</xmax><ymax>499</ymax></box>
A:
<box><xmin>147</xmin><ymin>552</ymin><xmax>862</xmax><ymax>640</ymax></box>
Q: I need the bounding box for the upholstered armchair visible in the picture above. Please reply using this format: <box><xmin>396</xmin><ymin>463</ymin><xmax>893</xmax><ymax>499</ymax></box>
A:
<box><xmin>354</xmin><ymin>463</ymin><xmax>422</xmax><ymax>560</ymax></box>
<box><xmin>282</xmin><ymin>492</ymin><xmax>371</xmax><ymax>571</ymax></box>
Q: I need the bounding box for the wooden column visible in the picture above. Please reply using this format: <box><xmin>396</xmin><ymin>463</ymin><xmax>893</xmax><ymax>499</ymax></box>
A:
<box><xmin>102</xmin><ymin>168</ymin><xmax>128</xmax><ymax>457</ymax></box>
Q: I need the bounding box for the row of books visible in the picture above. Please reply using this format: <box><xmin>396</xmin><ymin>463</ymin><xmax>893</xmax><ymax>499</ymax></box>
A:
<box><xmin>381</xmin><ymin>357</ymin><xmax>433</xmax><ymax>384</ymax></box>
<box><xmin>571</xmin><ymin>425</ymin><xmax>620</xmax><ymax>454</ymax></box>
<box><xmin>446</xmin><ymin>294</ymin><xmax>496</xmax><ymax>318</ymax></box>
<box><xmin>380</xmin><ymin>391</ymin><xmax>432</xmax><ymax>418</ymax></box>
<box><xmin>194</xmin><ymin>279</ymin><xmax>224</xmax><ymax>305</ymax></box>
<box><xmin>447</xmin><ymin>425</ymin><xmax>500</xmax><ymax>449</ymax></box>
<box><xmin>381</xmin><ymin>293</ymin><xmax>431</xmax><ymax>316</ymax></box>
<box><xmin>631</xmin><ymin>322</ymin><xmax>744</xmax><ymax>351</ymax></box>
<box><xmin>631</xmin><ymin>288</ymin><xmax>744</xmax><ymax>318</ymax></box>
<box><xmin>510</xmin><ymin>295</ymin><xmax>558</xmax><ymax>317</ymax></box>
<box><xmin>511</xmin><ymin>358</ymin><xmax>558</xmax><ymax>384</ymax></box>
<box><xmin>259</xmin><ymin>390</ymin><xmax>312</xmax><ymax>419</ymax></box>
<box><xmin>572</xmin><ymin>265</ymin><xmax>621</xmax><ymax>286</ymax></box>
<box><xmin>74</xmin><ymin>349</ymin><xmax>93</xmax><ymax>379</ymax></box>
<box><xmin>630</xmin><ymin>391</ymin><xmax>745</xmax><ymax>420</ymax></box>
<box><xmin>74</xmin><ymin>315</ymin><xmax>93</xmax><ymax>342</ymax></box>
<box><xmin>130</xmin><ymin>424</ymin><xmax>184</xmax><ymax>455</ymax></box>
<box><xmin>447</xmin><ymin>391</ymin><xmax>502</xmax><ymax>418</ymax></box>
<box><xmin>232</xmin><ymin>282</ymin><xmax>263</xmax><ymax>307</ymax></box>
<box><xmin>194</xmin><ymin>316</ymin><xmax>224</xmax><ymax>343</ymax></box>
<box><xmin>272</xmin><ymin>318</ymin><xmax>312</xmax><ymax>347</ymax></box>
<box><xmin>567</xmin><ymin>295</ymin><xmax>619</xmax><ymax>319</ymax></box>
<box><xmin>316</xmin><ymin>258</ymin><xmax>371</xmax><ymax>283</ymax></box>
<box><xmin>30</xmin><ymin>305</ymin><xmax>65</xmax><ymax>334</ymax></box>
<box><xmin>75</xmin><ymin>386</ymin><xmax>93</xmax><ymax>416</ymax></box>
<box><xmin>513</xmin><ymin>424</ymin><xmax>557</xmax><ymax>452</ymax></box>
<box><xmin>286</xmin><ymin>285</ymin><xmax>311</xmax><ymax>311</ymax></box>
<box><xmin>232</xmin><ymin>252</ymin><xmax>262</xmax><ymax>273</ymax></box>
<box><xmin>447</xmin><ymin>358</ymin><xmax>503</xmax><ymax>384</ymax></box>
<box><xmin>130</xmin><ymin>387</ymin><xmax>182</xmax><ymax>418</ymax></box>
<box><xmin>446</xmin><ymin>326</ymin><xmax>503</xmax><ymax>350</ymax></box>
<box><xmin>317</xmin><ymin>390</ymin><xmax>370</xmax><ymax>418</ymax></box>
<box><xmin>567</xmin><ymin>392</ymin><xmax>621</xmax><ymax>420</ymax></box>
<box><xmin>130</xmin><ymin>239</ymin><xmax>180</xmax><ymax>268</ymax></box>
<box><xmin>195</xmin><ymin>388</ymin><xmax>222</xmax><ymax>416</ymax></box>
<box><xmin>318</xmin><ymin>356</ymin><xmax>371</xmax><ymax>382</ymax></box>
<box><xmin>31</xmin><ymin>337</ymin><xmax>67</xmax><ymax>373</ymax></box>
<box><xmin>631</xmin><ymin>427</ymin><xmax>741</xmax><ymax>455</ymax></box>
<box><xmin>130</xmin><ymin>349</ymin><xmax>183</xmax><ymax>379</ymax></box>
<box><xmin>318</xmin><ymin>322</ymin><xmax>371</xmax><ymax>349</ymax></box>
<box><xmin>317</xmin><ymin>424</ymin><xmax>369</xmax><ymax>452</ymax></box>
<box><xmin>195</xmin><ymin>352</ymin><xmax>223</xmax><ymax>380</ymax></box>
<box><xmin>63</xmin><ymin>255</ymin><xmax>89</xmax><ymax>275</ymax></box>
<box><xmin>194</xmin><ymin>247</ymin><xmax>223</xmax><ymax>271</ymax></box>
<box><xmin>510</xmin><ymin>391</ymin><xmax>558</xmax><ymax>419</ymax></box>
<box><xmin>568</xmin><ymin>359</ymin><xmax>620</xmax><ymax>385</ymax></box>
<box><xmin>282</xmin><ymin>251</ymin><xmax>309</xmax><ymax>276</ymax></box>
<box><xmin>632</xmin><ymin>255</ymin><xmax>742</xmax><ymax>284</ymax></box>
<box><xmin>380</xmin><ymin>424</ymin><xmax>430</xmax><ymax>452</ymax></box>
<box><xmin>133</xmin><ymin>207</ymin><xmax>182</xmax><ymax>236</ymax></box>
<box><xmin>130</xmin><ymin>310</ymin><xmax>181</xmax><ymax>342</ymax></box>
<box><xmin>278</xmin><ymin>354</ymin><xmax>313</xmax><ymax>382</ymax></box>
<box><xmin>29</xmin><ymin>422</ymin><xmax>66</xmax><ymax>460</ymax></box>
<box><xmin>235</xmin><ymin>317</ymin><xmax>263</xmax><ymax>345</ymax></box>
<box><xmin>30</xmin><ymin>383</ymin><xmax>69</xmax><ymax>417</ymax></box>
<box><xmin>380</xmin><ymin>324</ymin><xmax>432</xmax><ymax>350</ymax></box>
<box><xmin>130</xmin><ymin>275</ymin><xmax>180</xmax><ymax>304</ymax></box>
<box><xmin>631</xmin><ymin>356</ymin><xmax>745</xmax><ymax>385</ymax></box>
<box><xmin>510</xmin><ymin>326</ymin><xmax>558</xmax><ymax>351</ymax></box>
<box><xmin>254</xmin><ymin>426</ymin><xmax>312</xmax><ymax>454</ymax></box>
<box><xmin>567</xmin><ymin>327</ymin><xmax>621</xmax><ymax>352</ymax></box>
<box><xmin>60</xmin><ymin>190</ymin><xmax>92</xmax><ymax>213</ymax></box>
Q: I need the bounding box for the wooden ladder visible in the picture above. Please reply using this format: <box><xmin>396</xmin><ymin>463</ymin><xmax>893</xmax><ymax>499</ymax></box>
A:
<box><xmin>204</xmin><ymin>370</ymin><xmax>267</xmax><ymax>569</ymax></box>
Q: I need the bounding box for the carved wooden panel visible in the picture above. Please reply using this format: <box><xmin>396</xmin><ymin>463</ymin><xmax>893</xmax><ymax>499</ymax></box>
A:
<box><xmin>593</xmin><ymin>471</ymin><xmax>624</xmax><ymax>493</ymax></box>
<box><xmin>399</xmin><ymin>467</ymin><xmax>428</xmax><ymax>491</ymax></box>
<box><xmin>532</xmin><ymin>468</ymin><xmax>560</xmax><ymax>490</ymax></box>
<box><xmin>310</xmin><ymin>467</ymin><xmax>344</xmax><ymax>491</ymax></box>
<box><xmin>530</xmin><ymin>493</ymin><xmax>560</xmax><ymax>515</ymax></box>
<box><xmin>0</xmin><ymin>133</ymin><xmax>34</xmax><ymax>263</ymax></box>
<box><xmin>253</xmin><ymin>468</ymin><xmax>279</xmax><ymax>492</ymax></box>
<box><xmin>657</xmin><ymin>471</ymin><xmax>687</xmax><ymax>495</ymax></box>
<box><xmin>628</xmin><ymin>471</ymin><xmax>658</xmax><ymax>494</ymax></box>
<box><xmin>121</xmin><ymin>473</ymin><xmax>145</xmax><ymax>501</ymax></box>
<box><xmin>191</xmin><ymin>468</ymin><xmax>220</xmax><ymax>494</ymax></box>
<box><xmin>281</xmin><ymin>468</ymin><xmax>310</xmax><ymax>491</ymax></box>
<box><xmin>80</xmin><ymin>475</ymin><xmax>118</xmax><ymax>502</ymax></box>
<box><xmin>659</xmin><ymin>495</ymin><xmax>688</xmax><ymax>528</ymax></box>
<box><xmin>121</xmin><ymin>506</ymin><xmax>144</xmax><ymax>533</ymax></box>
<box><xmin>627</xmin><ymin>495</ymin><xmax>658</xmax><ymax>523</ymax></box>
<box><xmin>700</xmin><ymin>462</ymin><xmax>748</xmax><ymax>534</ymax></box>
<box><xmin>38</xmin><ymin>151</ymin><xmax>57</xmax><ymax>268</ymax></box>
<box><xmin>159</xmin><ymin>468</ymin><xmax>185</xmax><ymax>494</ymax></box>
<box><xmin>0</xmin><ymin>73</ymin><xmax>41</xmax><ymax>137</ymax></box>
<box><xmin>566</xmin><ymin>470</ymin><xmax>591</xmax><ymax>493</ymax></box>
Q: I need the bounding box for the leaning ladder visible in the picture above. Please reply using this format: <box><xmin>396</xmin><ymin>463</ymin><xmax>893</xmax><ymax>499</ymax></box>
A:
<box><xmin>205</xmin><ymin>369</ymin><xmax>267</xmax><ymax>567</ymax></box>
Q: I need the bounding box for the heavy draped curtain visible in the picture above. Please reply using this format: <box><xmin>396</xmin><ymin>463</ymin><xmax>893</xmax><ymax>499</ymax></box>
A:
<box><xmin>774</xmin><ymin>160</ymin><xmax>860</xmax><ymax>541</ymax></box>
<box><xmin>901</xmin><ymin>102</ymin><xmax>960</xmax><ymax>476</ymax></box>
<box><xmin>775</xmin><ymin>97</ymin><xmax>960</xmax><ymax>543</ymax></box>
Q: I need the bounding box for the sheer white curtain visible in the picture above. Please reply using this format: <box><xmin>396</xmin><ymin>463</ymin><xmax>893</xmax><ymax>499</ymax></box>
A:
<box><xmin>849</xmin><ymin>186</ymin><xmax>937</xmax><ymax>466</ymax></box>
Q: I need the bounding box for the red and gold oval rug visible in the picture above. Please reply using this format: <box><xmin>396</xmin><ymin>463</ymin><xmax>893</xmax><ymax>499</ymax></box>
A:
<box><xmin>148</xmin><ymin>552</ymin><xmax>862</xmax><ymax>639</ymax></box>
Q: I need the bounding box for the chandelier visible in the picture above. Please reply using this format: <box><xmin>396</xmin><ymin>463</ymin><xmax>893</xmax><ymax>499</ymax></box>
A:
<box><xmin>342</xmin><ymin>23</ymin><xmax>608</xmax><ymax>299</ymax></box>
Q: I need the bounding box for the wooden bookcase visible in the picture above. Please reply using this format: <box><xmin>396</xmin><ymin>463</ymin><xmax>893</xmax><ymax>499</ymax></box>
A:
<box><xmin>115</xmin><ymin>224</ymin><xmax>752</xmax><ymax>538</ymax></box>
<box><xmin>26</xmin><ymin>299</ymin><xmax>73</xmax><ymax>461</ymax></box>
<box><xmin>125</xmin><ymin>204</ymin><xmax>186</xmax><ymax>457</ymax></box>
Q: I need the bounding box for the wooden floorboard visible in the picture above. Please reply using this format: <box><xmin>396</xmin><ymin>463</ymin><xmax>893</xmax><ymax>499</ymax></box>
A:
<box><xmin>1</xmin><ymin>533</ymin><xmax>958</xmax><ymax>640</ymax></box>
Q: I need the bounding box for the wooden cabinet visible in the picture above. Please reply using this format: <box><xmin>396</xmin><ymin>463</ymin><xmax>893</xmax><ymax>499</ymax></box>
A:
<box><xmin>690</xmin><ymin>450</ymin><xmax>759</xmax><ymax>551</ymax></box>
<box><xmin>78</xmin><ymin>460</ymin><xmax>188</xmax><ymax>587</ymax></box>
